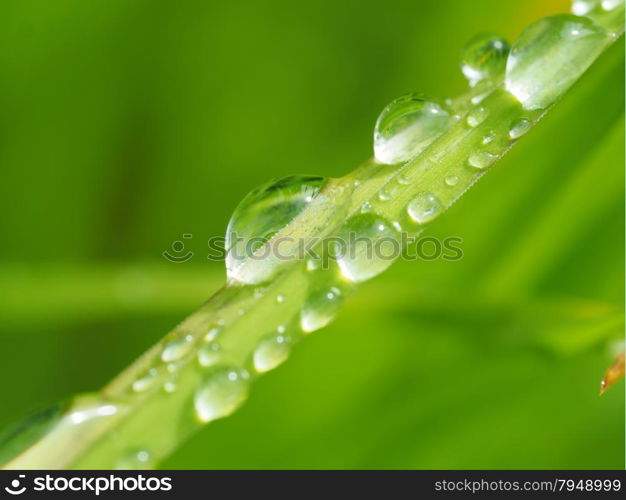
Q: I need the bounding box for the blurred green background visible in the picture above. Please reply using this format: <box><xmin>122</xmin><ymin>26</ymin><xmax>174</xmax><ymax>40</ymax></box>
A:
<box><xmin>0</xmin><ymin>0</ymin><xmax>623</xmax><ymax>469</ymax></box>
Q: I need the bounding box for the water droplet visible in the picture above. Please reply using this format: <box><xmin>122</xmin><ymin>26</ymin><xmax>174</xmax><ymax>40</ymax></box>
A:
<box><xmin>132</xmin><ymin>368</ymin><xmax>158</xmax><ymax>393</ymax></box>
<box><xmin>335</xmin><ymin>214</ymin><xmax>401</xmax><ymax>282</ymax></box>
<box><xmin>509</xmin><ymin>118</ymin><xmax>532</xmax><ymax>139</ymax></box>
<box><xmin>306</xmin><ymin>259</ymin><xmax>319</xmax><ymax>271</ymax></box>
<box><xmin>161</xmin><ymin>334</ymin><xmax>193</xmax><ymax>363</ymax></box>
<box><xmin>445</xmin><ymin>175</ymin><xmax>459</xmax><ymax>187</ymax></box>
<box><xmin>374</xmin><ymin>94</ymin><xmax>453</xmax><ymax>164</ymax></box>
<box><xmin>204</xmin><ymin>327</ymin><xmax>221</xmax><ymax>342</ymax></box>
<box><xmin>66</xmin><ymin>397</ymin><xmax>120</xmax><ymax>425</ymax></box>
<box><xmin>505</xmin><ymin>14</ymin><xmax>607</xmax><ymax>110</ymax></box>
<box><xmin>360</xmin><ymin>201</ymin><xmax>372</xmax><ymax>213</ymax></box>
<box><xmin>253</xmin><ymin>334</ymin><xmax>291</xmax><ymax>373</ymax></box>
<box><xmin>225</xmin><ymin>176</ymin><xmax>327</xmax><ymax>284</ymax></box>
<box><xmin>482</xmin><ymin>131</ymin><xmax>496</xmax><ymax>144</ymax></box>
<box><xmin>571</xmin><ymin>0</ymin><xmax>622</xmax><ymax>15</ymax></box>
<box><xmin>378</xmin><ymin>190</ymin><xmax>392</xmax><ymax>201</ymax></box>
<box><xmin>198</xmin><ymin>342</ymin><xmax>222</xmax><ymax>368</ymax></box>
<box><xmin>276</xmin><ymin>295</ymin><xmax>285</xmax><ymax>304</ymax></box>
<box><xmin>301</xmin><ymin>286</ymin><xmax>343</xmax><ymax>332</ymax></box>
<box><xmin>461</xmin><ymin>33</ymin><xmax>510</xmax><ymax>85</ymax></box>
<box><xmin>397</xmin><ymin>174</ymin><xmax>410</xmax><ymax>185</ymax></box>
<box><xmin>407</xmin><ymin>192</ymin><xmax>442</xmax><ymax>224</ymax></box>
<box><xmin>466</xmin><ymin>106</ymin><xmax>488</xmax><ymax>127</ymax></box>
<box><xmin>116</xmin><ymin>449</ymin><xmax>152</xmax><ymax>470</ymax></box>
<box><xmin>163</xmin><ymin>379</ymin><xmax>177</xmax><ymax>393</ymax></box>
<box><xmin>468</xmin><ymin>150</ymin><xmax>498</xmax><ymax>169</ymax></box>
<box><xmin>194</xmin><ymin>367</ymin><xmax>249</xmax><ymax>422</ymax></box>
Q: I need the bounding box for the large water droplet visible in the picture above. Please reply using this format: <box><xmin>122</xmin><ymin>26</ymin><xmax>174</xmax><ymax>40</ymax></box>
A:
<box><xmin>374</xmin><ymin>94</ymin><xmax>453</xmax><ymax>165</ymax></box>
<box><xmin>461</xmin><ymin>33</ymin><xmax>510</xmax><ymax>86</ymax></box>
<box><xmin>194</xmin><ymin>367</ymin><xmax>249</xmax><ymax>423</ymax></box>
<box><xmin>225</xmin><ymin>176</ymin><xmax>327</xmax><ymax>284</ymax></box>
<box><xmin>335</xmin><ymin>214</ymin><xmax>401</xmax><ymax>282</ymax></box>
<box><xmin>301</xmin><ymin>285</ymin><xmax>343</xmax><ymax>333</ymax></box>
<box><xmin>505</xmin><ymin>14</ymin><xmax>607</xmax><ymax>110</ymax></box>
<box><xmin>407</xmin><ymin>192</ymin><xmax>442</xmax><ymax>224</ymax></box>
<box><xmin>253</xmin><ymin>334</ymin><xmax>291</xmax><ymax>373</ymax></box>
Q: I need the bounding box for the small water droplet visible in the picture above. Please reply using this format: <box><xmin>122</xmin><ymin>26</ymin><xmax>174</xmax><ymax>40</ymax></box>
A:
<box><xmin>407</xmin><ymin>192</ymin><xmax>442</xmax><ymax>224</ymax></box>
<box><xmin>116</xmin><ymin>449</ymin><xmax>152</xmax><ymax>470</ymax></box>
<box><xmin>301</xmin><ymin>286</ymin><xmax>343</xmax><ymax>332</ymax></box>
<box><xmin>161</xmin><ymin>334</ymin><xmax>194</xmax><ymax>363</ymax></box>
<box><xmin>253</xmin><ymin>334</ymin><xmax>291</xmax><ymax>373</ymax></box>
<box><xmin>468</xmin><ymin>150</ymin><xmax>498</xmax><ymax>169</ymax></box>
<box><xmin>204</xmin><ymin>327</ymin><xmax>221</xmax><ymax>342</ymax></box>
<box><xmin>225</xmin><ymin>176</ymin><xmax>328</xmax><ymax>284</ymax></box>
<box><xmin>198</xmin><ymin>342</ymin><xmax>222</xmax><ymax>368</ymax></box>
<box><xmin>461</xmin><ymin>33</ymin><xmax>510</xmax><ymax>86</ymax></box>
<box><xmin>335</xmin><ymin>214</ymin><xmax>401</xmax><ymax>282</ymax></box>
<box><xmin>509</xmin><ymin>118</ymin><xmax>532</xmax><ymax>139</ymax></box>
<box><xmin>374</xmin><ymin>94</ymin><xmax>453</xmax><ymax>164</ymax></box>
<box><xmin>306</xmin><ymin>259</ymin><xmax>319</xmax><ymax>271</ymax></box>
<box><xmin>276</xmin><ymin>295</ymin><xmax>285</xmax><ymax>304</ymax></box>
<box><xmin>360</xmin><ymin>201</ymin><xmax>373</xmax><ymax>213</ymax></box>
<box><xmin>397</xmin><ymin>174</ymin><xmax>410</xmax><ymax>185</ymax></box>
<box><xmin>571</xmin><ymin>0</ymin><xmax>621</xmax><ymax>15</ymax></box>
<box><xmin>482</xmin><ymin>131</ymin><xmax>496</xmax><ymax>144</ymax></box>
<box><xmin>163</xmin><ymin>378</ymin><xmax>177</xmax><ymax>393</ymax></box>
<box><xmin>194</xmin><ymin>367</ymin><xmax>249</xmax><ymax>423</ymax></box>
<box><xmin>276</xmin><ymin>324</ymin><xmax>286</xmax><ymax>334</ymax></box>
<box><xmin>132</xmin><ymin>368</ymin><xmax>158</xmax><ymax>393</ymax></box>
<box><xmin>378</xmin><ymin>190</ymin><xmax>392</xmax><ymax>201</ymax></box>
<box><xmin>445</xmin><ymin>175</ymin><xmax>459</xmax><ymax>187</ymax></box>
<box><xmin>466</xmin><ymin>106</ymin><xmax>488</xmax><ymax>127</ymax></box>
<box><xmin>505</xmin><ymin>15</ymin><xmax>607</xmax><ymax>110</ymax></box>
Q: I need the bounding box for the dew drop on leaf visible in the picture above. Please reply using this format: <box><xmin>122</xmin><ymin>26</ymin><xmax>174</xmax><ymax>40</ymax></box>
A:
<box><xmin>225</xmin><ymin>176</ymin><xmax>328</xmax><ymax>284</ymax></box>
<box><xmin>194</xmin><ymin>368</ymin><xmax>249</xmax><ymax>423</ymax></box>
<box><xmin>374</xmin><ymin>93</ymin><xmax>453</xmax><ymax>165</ymax></box>
<box><xmin>253</xmin><ymin>334</ymin><xmax>291</xmax><ymax>373</ymax></box>
<box><xmin>407</xmin><ymin>192</ymin><xmax>442</xmax><ymax>224</ymax></box>
<box><xmin>461</xmin><ymin>33</ymin><xmax>510</xmax><ymax>86</ymax></box>
<box><xmin>335</xmin><ymin>214</ymin><xmax>401</xmax><ymax>282</ymax></box>
<box><xmin>505</xmin><ymin>14</ymin><xmax>607</xmax><ymax>110</ymax></box>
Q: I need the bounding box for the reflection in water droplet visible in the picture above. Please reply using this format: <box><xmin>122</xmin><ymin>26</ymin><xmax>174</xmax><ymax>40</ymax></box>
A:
<box><xmin>335</xmin><ymin>214</ymin><xmax>401</xmax><ymax>283</ymax></box>
<box><xmin>407</xmin><ymin>192</ymin><xmax>442</xmax><ymax>224</ymax></box>
<box><xmin>505</xmin><ymin>14</ymin><xmax>607</xmax><ymax>110</ymax></box>
<box><xmin>194</xmin><ymin>367</ymin><xmax>249</xmax><ymax>423</ymax></box>
<box><xmin>509</xmin><ymin>118</ymin><xmax>532</xmax><ymax>139</ymax></box>
<box><xmin>374</xmin><ymin>94</ymin><xmax>453</xmax><ymax>164</ymax></box>
<box><xmin>225</xmin><ymin>176</ymin><xmax>328</xmax><ymax>284</ymax></box>
<box><xmin>253</xmin><ymin>334</ymin><xmax>291</xmax><ymax>373</ymax></box>
<box><xmin>461</xmin><ymin>33</ymin><xmax>510</xmax><ymax>86</ymax></box>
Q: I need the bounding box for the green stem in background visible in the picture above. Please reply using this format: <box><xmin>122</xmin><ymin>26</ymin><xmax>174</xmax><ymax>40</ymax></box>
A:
<box><xmin>1</xmin><ymin>4</ymin><xmax>624</xmax><ymax>469</ymax></box>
